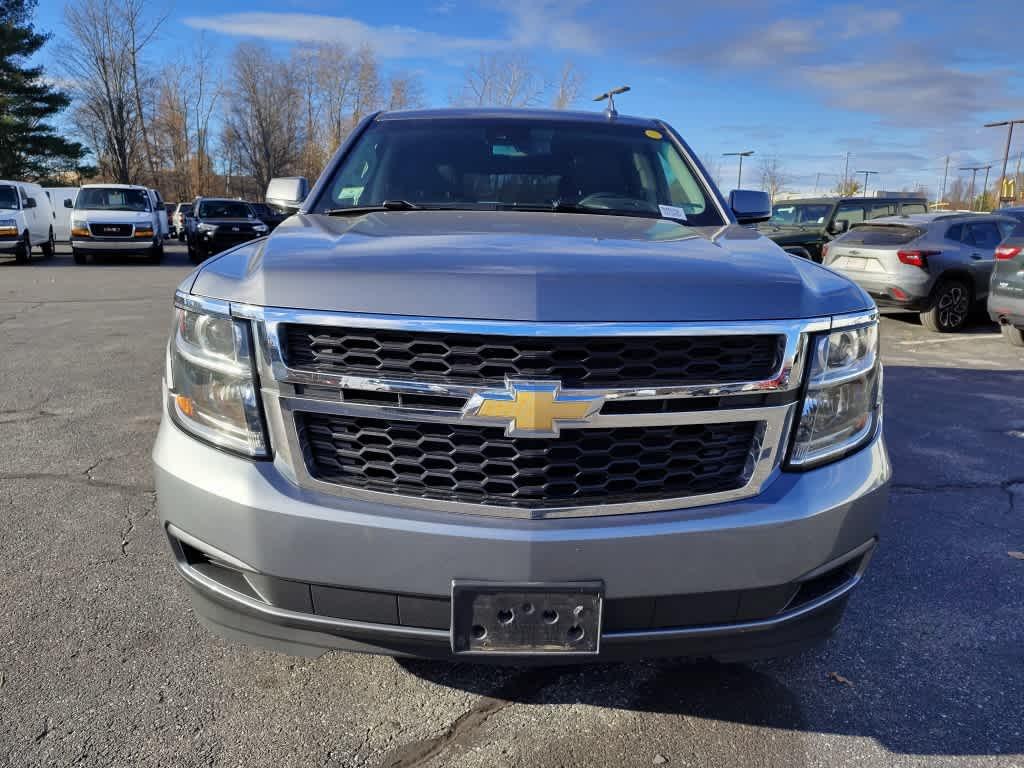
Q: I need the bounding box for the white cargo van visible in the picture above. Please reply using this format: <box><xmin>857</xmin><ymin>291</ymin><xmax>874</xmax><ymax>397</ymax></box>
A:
<box><xmin>44</xmin><ymin>187</ymin><xmax>79</xmax><ymax>241</ymax></box>
<box><xmin>0</xmin><ymin>180</ymin><xmax>56</xmax><ymax>263</ymax></box>
<box><xmin>70</xmin><ymin>184</ymin><xmax>165</xmax><ymax>264</ymax></box>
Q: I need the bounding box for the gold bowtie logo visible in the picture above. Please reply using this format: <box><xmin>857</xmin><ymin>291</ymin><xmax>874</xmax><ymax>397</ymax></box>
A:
<box><xmin>463</xmin><ymin>380</ymin><xmax>604</xmax><ymax>438</ymax></box>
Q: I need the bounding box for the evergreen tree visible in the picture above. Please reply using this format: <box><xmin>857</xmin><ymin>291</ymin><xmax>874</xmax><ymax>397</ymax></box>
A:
<box><xmin>0</xmin><ymin>0</ymin><xmax>87</xmax><ymax>179</ymax></box>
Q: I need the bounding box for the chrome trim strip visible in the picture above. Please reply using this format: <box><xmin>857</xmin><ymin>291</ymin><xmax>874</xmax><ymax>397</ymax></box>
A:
<box><xmin>831</xmin><ymin>310</ymin><xmax>878</xmax><ymax>329</ymax></box>
<box><xmin>175</xmin><ymin>289</ymin><xmax>231</xmax><ymax>318</ymax></box>
<box><xmin>177</xmin><ymin>558</ymin><xmax>449</xmax><ymax>641</ymax></box>
<box><xmin>167</xmin><ymin>523</ymin><xmax>257</xmax><ymax>573</ymax></box>
<box><xmin>177</xmin><ymin>548</ymin><xmax>860</xmax><ymax>647</ymax></box>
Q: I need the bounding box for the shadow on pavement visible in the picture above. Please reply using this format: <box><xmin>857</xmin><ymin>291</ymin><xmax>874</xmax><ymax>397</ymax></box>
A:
<box><xmin>402</xmin><ymin>366</ymin><xmax>1024</xmax><ymax>758</ymax></box>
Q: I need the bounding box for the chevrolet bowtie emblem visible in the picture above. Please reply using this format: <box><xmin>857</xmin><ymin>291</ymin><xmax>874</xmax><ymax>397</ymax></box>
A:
<box><xmin>462</xmin><ymin>380</ymin><xmax>604</xmax><ymax>438</ymax></box>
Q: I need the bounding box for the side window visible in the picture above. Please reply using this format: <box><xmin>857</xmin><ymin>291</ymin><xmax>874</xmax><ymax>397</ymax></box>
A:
<box><xmin>836</xmin><ymin>203</ymin><xmax>865</xmax><ymax>225</ymax></box>
<box><xmin>901</xmin><ymin>202</ymin><xmax>927</xmax><ymax>214</ymax></box>
<box><xmin>19</xmin><ymin>186</ymin><xmax>29</xmax><ymax>204</ymax></box>
<box><xmin>964</xmin><ymin>222</ymin><xmax>1002</xmax><ymax>249</ymax></box>
<box><xmin>945</xmin><ymin>224</ymin><xmax>963</xmax><ymax>242</ymax></box>
<box><xmin>869</xmin><ymin>203</ymin><xmax>895</xmax><ymax>219</ymax></box>
<box><xmin>996</xmin><ymin>220</ymin><xmax>1016</xmax><ymax>240</ymax></box>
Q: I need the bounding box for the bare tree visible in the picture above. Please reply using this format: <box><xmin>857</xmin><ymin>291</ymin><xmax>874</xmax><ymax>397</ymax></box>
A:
<box><xmin>223</xmin><ymin>43</ymin><xmax>303</xmax><ymax>196</ymax></box>
<box><xmin>833</xmin><ymin>177</ymin><xmax>861</xmax><ymax>196</ymax></box>
<box><xmin>700</xmin><ymin>154</ymin><xmax>723</xmax><ymax>189</ymax></box>
<box><xmin>452</xmin><ymin>53</ymin><xmax>546</xmax><ymax>107</ymax></box>
<box><xmin>551</xmin><ymin>61</ymin><xmax>583</xmax><ymax>109</ymax></box>
<box><xmin>387</xmin><ymin>72</ymin><xmax>425</xmax><ymax>111</ymax></box>
<box><xmin>758</xmin><ymin>157</ymin><xmax>787</xmax><ymax>202</ymax></box>
<box><xmin>123</xmin><ymin>0</ymin><xmax>166</xmax><ymax>186</ymax></box>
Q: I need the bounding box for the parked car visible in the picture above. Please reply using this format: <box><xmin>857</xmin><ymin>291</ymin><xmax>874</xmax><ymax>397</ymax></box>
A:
<box><xmin>70</xmin><ymin>184</ymin><xmax>165</xmax><ymax>264</ymax></box>
<box><xmin>44</xmin><ymin>187</ymin><xmax>79</xmax><ymax>242</ymax></box>
<box><xmin>994</xmin><ymin>205</ymin><xmax>1024</xmax><ymax>224</ymax></box>
<box><xmin>185</xmin><ymin>197</ymin><xmax>268</xmax><ymax>263</ymax></box>
<box><xmin>248</xmin><ymin>201</ymin><xmax>287</xmax><ymax>232</ymax></box>
<box><xmin>989</xmin><ymin>219</ymin><xmax>1024</xmax><ymax>346</ymax></box>
<box><xmin>165</xmin><ymin>203</ymin><xmax>176</xmax><ymax>234</ymax></box>
<box><xmin>172</xmin><ymin>202</ymin><xmax>193</xmax><ymax>241</ymax></box>
<box><xmin>761</xmin><ymin>196</ymin><xmax>929</xmax><ymax>262</ymax></box>
<box><xmin>155</xmin><ymin>108</ymin><xmax>889</xmax><ymax>663</ymax></box>
<box><xmin>0</xmin><ymin>179</ymin><xmax>56</xmax><ymax>263</ymax></box>
<box><xmin>824</xmin><ymin>212</ymin><xmax>1017</xmax><ymax>332</ymax></box>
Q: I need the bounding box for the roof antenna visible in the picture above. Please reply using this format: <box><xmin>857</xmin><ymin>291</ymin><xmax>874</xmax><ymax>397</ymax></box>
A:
<box><xmin>594</xmin><ymin>86</ymin><xmax>630</xmax><ymax>118</ymax></box>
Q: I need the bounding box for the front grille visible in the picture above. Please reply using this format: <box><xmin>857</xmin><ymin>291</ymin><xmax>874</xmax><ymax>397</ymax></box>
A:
<box><xmin>297</xmin><ymin>413</ymin><xmax>757</xmax><ymax>509</ymax></box>
<box><xmin>89</xmin><ymin>222</ymin><xmax>133</xmax><ymax>237</ymax></box>
<box><xmin>282</xmin><ymin>326</ymin><xmax>782</xmax><ymax>388</ymax></box>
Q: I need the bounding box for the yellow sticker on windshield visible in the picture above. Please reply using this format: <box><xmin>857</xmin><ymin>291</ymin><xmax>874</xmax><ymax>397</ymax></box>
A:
<box><xmin>645</xmin><ymin>129</ymin><xmax>663</xmax><ymax>140</ymax></box>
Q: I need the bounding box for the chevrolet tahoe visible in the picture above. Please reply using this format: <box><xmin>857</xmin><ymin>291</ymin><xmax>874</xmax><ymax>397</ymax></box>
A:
<box><xmin>153</xmin><ymin>108</ymin><xmax>890</xmax><ymax>662</ymax></box>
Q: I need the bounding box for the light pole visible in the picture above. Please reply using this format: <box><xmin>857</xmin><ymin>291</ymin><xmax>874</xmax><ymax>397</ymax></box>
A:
<box><xmin>959</xmin><ymin>165</ymin><xmax>990</xmax><ymax>210</ymax></box>
<box><xmin>983</xmin><ymin>119</ymin><xmax>1024</xmax><ymax>207</ymax></box>
<box><xmin>723</xmin><ymin>150</ymin><xmax>754</xmax><ymax>188</ymax></box>
<box><xmin>856</xmin><ymin>170</ymin><xmax>878</xmax><ymax>197</ymax></box>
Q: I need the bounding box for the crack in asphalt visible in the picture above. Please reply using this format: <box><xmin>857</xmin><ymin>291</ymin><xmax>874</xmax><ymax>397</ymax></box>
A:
<box><xmin>375</xmin><ymin>668</ymin><xmax>566</xmax><ymax>768</ymax></box>
<box><xmin>891</xmin><ymin>479</ymin><xmax>1024</xmax><ymax>531</ymax></box>
<box><xmin>0</xmin><ymin>470</ymin><xmax>154</xmax><ymax>495</ymax></box>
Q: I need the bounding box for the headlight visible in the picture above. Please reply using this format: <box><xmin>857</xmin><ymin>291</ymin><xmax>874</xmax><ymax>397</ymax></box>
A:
<box><xmin>166</xmin><ymin>298</ymin><xmax>268</xmax><ymax>457</ymax></box>
<box><xmin>70</xmin><ymin>219</ymin><xmax>90</xmax><ymax>237</ymax></box>
<box><xmin>789</xmin><ymin>319</ymin><xmax>881</xmax><ymax>468</ymax></box>
<box><xmin>198</xmin><ymin>222</ymin><xmax>218</xmax><ymax>233</ymax></box>
<box><xmin>0</xmin><ymin>218</ymin><xmax>17</xmax><ymax>235</ymax></box>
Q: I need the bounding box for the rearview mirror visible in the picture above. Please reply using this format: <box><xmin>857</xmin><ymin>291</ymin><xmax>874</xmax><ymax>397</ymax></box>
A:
<box><xmin>728</xmin><ymin>189</ymin><xmax>771</xmax><ymax>224</ymax></box>
<box><xmin>24</xmin><ymin>197</ymin><xmax>37</xmax><ymax>209</ymax></box>
<box><xmin>266</xmin><ymin>177</ymin><xmax>309</xmax><ymax>214</ymax></box>
<box><xmin>64</xmin><ymin>199</ymin><xmax>73</xmax><ymax>208</ymax></box>
<box><xmin>828</xmin><ymin>219</ymin><xmax>849</xmax><ymax>235</ymax></box>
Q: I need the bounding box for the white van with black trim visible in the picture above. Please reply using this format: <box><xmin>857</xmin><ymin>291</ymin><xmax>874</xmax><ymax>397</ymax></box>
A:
<box><xmin>0</xmin><ymin>180</ymin><xmax>56</xmax><ymax>263</ymax></box>
<box><xmin>71</xmin><ymin>183</ymin><xmax>165</xmax><ymax>264</ymax></box>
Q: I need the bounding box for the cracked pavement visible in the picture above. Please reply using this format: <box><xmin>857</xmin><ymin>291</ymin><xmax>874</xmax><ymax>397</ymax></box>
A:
<box><xmin>1</xmin><ymin>244</ymin><xmax>1023</xmax><ymax>767</ymax></box>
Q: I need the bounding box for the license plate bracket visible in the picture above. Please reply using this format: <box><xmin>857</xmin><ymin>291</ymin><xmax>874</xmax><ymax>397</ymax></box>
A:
<box><xmin>451</xmin><ymin>581</ymin><xmax>603</xmax><ymax>656</ymax></box>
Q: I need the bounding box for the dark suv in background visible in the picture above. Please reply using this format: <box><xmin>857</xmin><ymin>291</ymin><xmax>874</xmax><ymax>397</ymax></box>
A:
<box><xmin>248</xmin><ymin>202</ymin><xmax>288</xmax><ymax>232</ymax></box>
<box><xmin>185</xmin><ymin>197</ymin><xmax>268</xmax><ymax>263</ymax></box>
<box><xmin>761</xmin><ymin>196</ymin><xmax>929</xmax><ymax>262</ymax></box>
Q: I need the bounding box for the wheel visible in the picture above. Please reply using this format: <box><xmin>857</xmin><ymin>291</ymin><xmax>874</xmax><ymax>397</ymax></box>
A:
<box><xmin>188</xmin><ymin>241</ymin><xmax>205</xmax><ymax>264</ymax></box>
<box><xmin>41</xmin><ymin>227</ymin><xmax>55</xmax><ymax>258</ymax></box>
<box><xmin>148</xmin><ymin>241</ymin><xmax>164</xmax><ymax>264</ymax></box>
<box><xmin>14</xmin><ymin>231</ymin><xmax>30</xmax><ymax>264</ymax></box>
<box><xmin>783</xmin><ymin>246</ymin><xmax>814</xmax><ymax>261</ymax></box>
<box><xmin>72</xmin><ymin>248</ymin><xmax>88</xmax><ymax>265</ymax></box>
<box><xmin>1001</xmin><ymin>324</ymin><xmax>1024</xmax><ymax>347</ymax></box>
<box><xmin>920</xmin><ymin>279</ymin><xmax>971</xmax><ymax>332</ymax></box>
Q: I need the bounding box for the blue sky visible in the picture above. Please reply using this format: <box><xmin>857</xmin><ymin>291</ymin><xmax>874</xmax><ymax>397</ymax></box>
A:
<box><xmin>33</xmin><ymin>0</ymin><xmax>1024</xmax><ymax>196</ymax></box>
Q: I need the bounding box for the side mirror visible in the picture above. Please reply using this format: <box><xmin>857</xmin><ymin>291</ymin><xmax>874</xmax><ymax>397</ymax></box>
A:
<box><xmin>729</xmin><ymin>189</ymin><xmax>771</xmax><ymax>224</ymax></box>
<box><xmin>828</xmin><ymin>219</ymin><xmax>849</xmax><ymax>235</ymax></box>
<box><xmin>266</xmin><ymin>176</ymin><xmax>309</xmax><ymax>213</ymax></box>
<box><xmin>24</xmin><ymin>197</ymin><xmax>37</xmax><ymax>208</ymax></box>
<box><xmin>64</xmin><ymin>199</ymin><xmax>74</xmax><ymax>209</ymax></box>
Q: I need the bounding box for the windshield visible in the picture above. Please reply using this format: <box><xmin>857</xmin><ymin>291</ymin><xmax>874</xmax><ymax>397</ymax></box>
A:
<box><xmin>770</xmin><ymin>203</ymin><xmax>832</xmax><ymax>225</ymax></box>
<box><xmin>841</xmin><ymin>224</ymin><xmax>924</xmax><ymax>246</ymax></box>
<box><xmin>314</xmin><ymin>118</ymin><xmax>723</xmax><ymax>226</ymax></box>
<box><xmin>198</xmin><ymin>200</ymin><xmax>253</xmax><ymax>218</ymax></box>
<box><xmin>76</xmin><ymin>187</ymin><xmax>151</xmax><ymax>212</ymax></box>
<box><xmin>0</xmin><ymin>185</ymin><xmax>19</xmax><ymax>210</ymax></box>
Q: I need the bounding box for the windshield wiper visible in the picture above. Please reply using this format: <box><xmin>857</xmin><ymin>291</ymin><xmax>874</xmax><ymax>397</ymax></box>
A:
<box><xmin>324</xmin><ymin>199</ymin><xmax>421</xmax><ymax>216</ymax></box>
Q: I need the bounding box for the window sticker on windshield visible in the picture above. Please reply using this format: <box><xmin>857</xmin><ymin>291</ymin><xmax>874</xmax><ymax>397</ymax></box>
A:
<box><xmin>645</xmin><ymin>129</ymin><xmax>663</xmax><ymax>140</ymax></box>
<box><xmin>659</xmin><ymin>204</ymin><xmax>687</xmax><ymax>221</ymax></box>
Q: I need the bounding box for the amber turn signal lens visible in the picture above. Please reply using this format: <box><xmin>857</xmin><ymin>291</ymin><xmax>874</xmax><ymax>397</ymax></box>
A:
<box><xmin>175</xmin><ymin>394</ymin><xmax>195</xmax><ymax>418</ymax></box>
<box><xmin>70</xmin><ymin>226</ymin><xmax>90</xmax><ymax>237</ymax></box>
<box><xmin>134</xmin><ymin>227</ymin><xmax>155</xmax><ymax>238</ymax></box>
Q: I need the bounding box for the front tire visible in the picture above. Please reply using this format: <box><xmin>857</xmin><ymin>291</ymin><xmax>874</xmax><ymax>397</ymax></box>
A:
<box><xmin>188</xmin><ymin>240</ymin><xmax>205</xmax><ymax>264</ymax></box>
<box><xmin>148</xmin><ymin>241</ymin><xmax>164</xmax><ymax>264</ymax></box>
<box><xmin>72</xmin><ymin>248</ymin><xmax>88</xmax><ymax>265</ymax></box>
<box><xmin>920</xmin><ymin>279</ymin><xmax>971</xmax><ymax>332</ymax></box>
<box><xmin>14</xmin><ymin>232</ymin><xmax>31</xmax><ymax>264</ymax></box>
<box><xmin>41</xmin><ymin>228</ymin><xmax>55</xmax><ymax>258</ymax></box>
<box><xmin>1001</xmin><ymin>324</ymin><xmax>1024</xmax><ymax>347</ymax></box>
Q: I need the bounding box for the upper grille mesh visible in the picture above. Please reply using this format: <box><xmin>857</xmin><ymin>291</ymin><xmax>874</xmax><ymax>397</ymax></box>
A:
<box><xmin>282</xmin><ymin>326</ymin><xmax>783</xmax><ymax>387</ymax></box>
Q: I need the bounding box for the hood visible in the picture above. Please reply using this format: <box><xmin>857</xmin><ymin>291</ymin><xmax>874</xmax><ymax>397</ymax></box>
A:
<box><xmin>189</xmin><ymin>210</ymin><xmax>871</xmax><ymax>322</ymax></box>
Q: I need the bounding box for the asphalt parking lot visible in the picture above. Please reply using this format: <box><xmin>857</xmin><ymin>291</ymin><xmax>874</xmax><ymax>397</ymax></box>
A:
<box><xmin>2</xmin><ymin>242</ymin><xmax>1023</xmax><ymax>768</ymax></box>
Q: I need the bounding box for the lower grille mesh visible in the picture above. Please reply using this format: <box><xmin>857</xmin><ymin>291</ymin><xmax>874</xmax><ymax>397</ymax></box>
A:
<box><xmin>297</xmin><ymin>413</ymin><xmax>758</xmax><ymax>510</ymax></box>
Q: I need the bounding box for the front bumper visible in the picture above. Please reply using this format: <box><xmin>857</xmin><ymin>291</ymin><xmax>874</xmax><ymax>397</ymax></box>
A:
<box><xmin>0</xmin><ymin>237</ymin><xmax>21</xmax><ymax>254</ymax></box>
<box><xmin>988</xmin><ymin>289</ymin><xmax>1024</xmax><ymax>326</ymax></box>
<box><xmin>71</xmin><ymin>238</ymin><xmax>156</xmax><ymax>254</ymax></box>
<box><xmin>153</xmin><ymin>411</ymin><xmax>891</xmax><ymax>661</ymax></box>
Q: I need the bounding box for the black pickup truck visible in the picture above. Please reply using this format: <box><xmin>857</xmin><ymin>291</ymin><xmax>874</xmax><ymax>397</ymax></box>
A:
<box><xmin>760</xmin><ymin>195</ymin><xmax>928</xmax><ymax>262</ymax></box>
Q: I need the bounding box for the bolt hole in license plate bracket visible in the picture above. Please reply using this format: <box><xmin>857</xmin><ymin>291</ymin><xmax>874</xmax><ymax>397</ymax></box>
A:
<box><xmin>451</xmin><ymin>581</ymin><xmax>603</xmax><ymax>656</ymax></box>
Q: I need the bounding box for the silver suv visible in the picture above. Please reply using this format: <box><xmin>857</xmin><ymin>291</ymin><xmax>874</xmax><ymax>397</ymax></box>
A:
<box><xmin>824</xmin><ymin>213</ymin><xmax>1018</xmax><ymax>332</ymax></box>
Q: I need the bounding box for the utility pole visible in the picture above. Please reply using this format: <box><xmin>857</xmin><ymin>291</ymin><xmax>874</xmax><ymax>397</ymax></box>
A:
<box><xmin>981</xmin><ymin>164</ymin><xmax>992</xmax><ymax>210</ymax></box>
<box><xmin>983</xmin><ymin>119</ymin><xmax>1024</xmax><ymax>208</ymax></box>
<box><xmin>842</xmin><ymin>152</ymin><xmax>851</xmax><ymax>194</ymax></box>
<box><xmin>723</xmin><ymin>150</ymin><xmax>754</xmax><ymax>188</ymax></box>
<box><xmin>856</xmin><ymin>170</ymin><xmax>878</xmax><ymax>197</ymax></box>
<box><xmin>814</xmin><ymin>172</ymin><xmax>821</xmax><ymax>195</ymax></box>
<box><xmin>959</xmin><ymin>165</ymin><xmax>989</xmax><ymax>210</ymax></box>
<box><xmin>940</xmin><ymin>155</ymin><xmax>949</xmax><ymax>207</ymax></box>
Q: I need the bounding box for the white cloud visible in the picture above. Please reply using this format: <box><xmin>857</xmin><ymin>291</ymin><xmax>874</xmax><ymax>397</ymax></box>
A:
<box><xmin>182</xmin><ymin>13</ymin><xmax>500</xmax><ymax>58</ymax></box>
